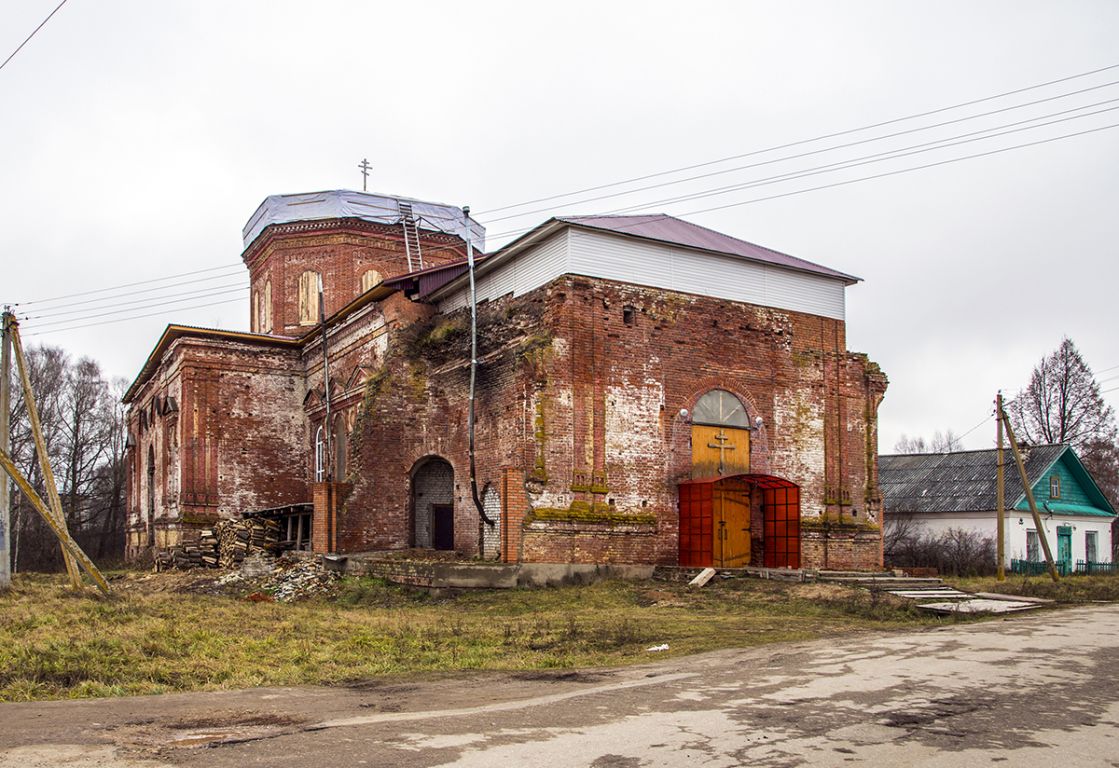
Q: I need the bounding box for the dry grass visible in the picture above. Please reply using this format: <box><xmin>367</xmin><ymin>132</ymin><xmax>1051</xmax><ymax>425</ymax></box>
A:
<box><xmin>950</xmin><ymin>573</ymin><xmax>1119</xmax><ymax>603</ymax></box>
<box><xmin>0</xmin><ymin>570</ymin><xmax>944</xmax><ymax>702</ymax></box>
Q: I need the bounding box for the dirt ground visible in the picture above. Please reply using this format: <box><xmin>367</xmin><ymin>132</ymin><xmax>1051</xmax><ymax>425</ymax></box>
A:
<box><xmin>1</xmin><ymin>604</ymin><xmax>1116</xmax><ymax>766</ymax></box>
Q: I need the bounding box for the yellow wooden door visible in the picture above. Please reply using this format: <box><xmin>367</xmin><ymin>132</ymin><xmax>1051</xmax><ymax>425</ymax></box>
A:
<box><xmin>692</xmin><ymin>425</ymin><xmax>750</xmax><ymax>478</ymax></box>
<box><xmin>713</xmin><ymin>483</ymin><xmax>751</xmax><ymax>567</ymax></box>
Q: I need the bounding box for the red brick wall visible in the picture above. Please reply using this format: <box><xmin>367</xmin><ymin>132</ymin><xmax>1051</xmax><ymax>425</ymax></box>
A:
<box><xmin>800</xmin><ymin>528</ymin><xmax>884</xmax><ymax>571</ymax></box>
<box><xmin>342</xmin><ymin>273</ymin><xmax>886</xmax><ymax>570</ymax></box>
<box><xmin>242</xmin><ymin>220</ymin><xmax>467</xmax><ymax>338</ymax></box>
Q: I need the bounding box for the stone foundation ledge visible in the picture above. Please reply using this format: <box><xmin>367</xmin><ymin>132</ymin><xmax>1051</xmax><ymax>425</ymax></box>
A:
<box><xmin>336</xmin><ymin>554</ymin><xmax>655</xmax><ymax>589</ymax></box>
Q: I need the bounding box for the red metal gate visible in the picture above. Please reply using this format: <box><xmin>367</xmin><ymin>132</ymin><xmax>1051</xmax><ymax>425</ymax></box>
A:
<box><xmin>678</xmin><ymin>474</ymin><xmax>800</xmax><ymax>569</ymax></box>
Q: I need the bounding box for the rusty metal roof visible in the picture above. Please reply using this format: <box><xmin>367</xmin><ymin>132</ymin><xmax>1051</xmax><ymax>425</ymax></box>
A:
<box><xmin>558</xmin><ymin>214</ymin><xmax>859</xmax><ymax>284</ymax></box>
<box><xmin>878</xmin><ymin>445</ymin><xmax>1066</xmax><ymax>514</ymax></box>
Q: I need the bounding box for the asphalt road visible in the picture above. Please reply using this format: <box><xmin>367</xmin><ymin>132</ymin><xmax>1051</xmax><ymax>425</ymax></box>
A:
<box><xmin>3</xmin><ymin>604</ymin><xmax>1118</xmax><ymax>767</ymax></box>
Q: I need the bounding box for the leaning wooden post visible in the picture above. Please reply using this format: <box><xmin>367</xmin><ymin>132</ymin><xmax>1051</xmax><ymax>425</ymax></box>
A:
<box><xmin>0</xmin><ymin>310</ymin><xmax>11</xmax><ymax>590</ymax></box>
<box><xmin>999</xmin><ymin>407</ymin><xmax>1060</xmax><ymax>582</ymax></box>
<box><xmin>0</xmin><ymin>447</ymin><xmax>109</xmax><ymax>594</ymax></box>
<box><xmin>996</xmin><ymin>393</ymin><xmax>1005</xmax><ymax>582</ymax></box>
<box><xmin>8</xmin><ymin>317</ymin><xmax>81</xmax><ymax>588</ymax></box>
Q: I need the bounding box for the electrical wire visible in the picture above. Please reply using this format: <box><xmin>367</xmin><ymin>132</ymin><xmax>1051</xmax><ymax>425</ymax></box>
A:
<box><xmin>22</xmin><ymin>114</ymin><xmax>1117</xmax><ymax>336</ymax></box>
<box><xmin>482</xmin><ymin>84</ymin><xmax>1119</xmax><ymax>224</ymax></box>
<box><xmin>23</xmin><ymin>281</ymin><xmax>248</xmax><ymax>321</ymax></box>
<box><xmin>476</xmin><ymin>62</ymin><xmax>1119</xmax><ymax>216</ymax></box>
<box><xmin>28</xmin><ymin>286</ymin><xmax>249</xmax><ymax>329</ymax></box>
<box><xmin>600</xmin><ymin>102</ymin><xmax>1119</xmax><ymax>216</ymax></box>
<box><xmin>0</xmin><ymin>0</ymin><xmax>68</xmax><ymax>73</ymax></box>
<box><xmin>24</xmin><ymin>296</ymin><xmax>249</xmax><ymax>337</ymax></box>
<box><xmin>11</xmin><ymin>63</ymin><xmax>1119</xmax><ymax>308</ymax></box>
<box><xmin>15</xmin><ymin>263</ymin><xmax>242</xmax><ymax>307</ymax></box>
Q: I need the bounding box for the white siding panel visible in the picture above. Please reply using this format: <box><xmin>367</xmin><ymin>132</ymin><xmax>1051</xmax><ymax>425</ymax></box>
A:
<box><xmin>570</xmin><ymin>229</ymin><xmax>844</xmax><ymax>320</ymax></box>
<box><xmin>442</xmin><ymin>227</ymin><xmax>847</xmax><ymax>320</ymax></box>
<box><xmin>438</xmin><ymin>230</ymin><xmax>570</xmax><ymax>313</ymax></box>
<box><xmin>764</xmin><ymin>265</ymin><xmax>846</xmax><ymax>320</ymax></box>
<box><xmin>569</xmin><ymin>229</ymin><xmax>674</xmax><ymax>288</ymax></box>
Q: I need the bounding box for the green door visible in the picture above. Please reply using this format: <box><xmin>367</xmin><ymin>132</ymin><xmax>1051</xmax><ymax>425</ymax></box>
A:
<box><xmin>1057</xmin><ymin>526</ymin><xmax>1073</xmax><ymax>572</ymax></box>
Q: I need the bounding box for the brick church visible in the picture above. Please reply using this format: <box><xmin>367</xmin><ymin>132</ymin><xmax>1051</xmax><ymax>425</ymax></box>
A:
<box><xmin>123</xmin><ymin>189</ymin><xmax>888</xmax><ymax>570</ymax></box>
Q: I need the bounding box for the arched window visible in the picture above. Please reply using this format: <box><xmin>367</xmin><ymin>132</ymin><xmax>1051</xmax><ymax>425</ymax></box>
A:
<box><xmin>299</xmin><ymin>271</ymin><xmax>321</xmax><ymax>326</ymax></box>
<box><xmin>314</xmin><ymin>425</ymin><xmax>326</xmax><ymax>482</ymax></box>
<box><xmin>262</xmin><ymin>280</ymin><xmax>272</xmax><ymax>332</ymax></box>
<box><xmin>146</xmin><ymin>444</ymin><xmax>156</xmax><ymax>546</ymax></box>
<box><xmin>251</xmin><ymin>289</ymin><xmax>260</xmax><ymax>332</ymax></box>
<box><xmin>333</xmin><ymin>416</ymin><xmax>348</xmax><ymax>480</ymax></box>
<box><xmin>692</xmin><ymin>389</ymin><xmax>748</xmax><ymax>427</ymax></box>
<box><xmin>361</xmin><ymin>269</ymin><xmax>382</xmax><ymax>293</ymax></box>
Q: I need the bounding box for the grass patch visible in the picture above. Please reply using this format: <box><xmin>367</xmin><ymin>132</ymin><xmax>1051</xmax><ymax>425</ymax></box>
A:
<box><xmin>949</xmin><ymin>573</ymin><xmax>1119</xmax><ymax>603</ymax></box>
<box><xmin>0</xmin><ymin>571</ymin><xmax>949</xmax><ymax>702</ymax></box>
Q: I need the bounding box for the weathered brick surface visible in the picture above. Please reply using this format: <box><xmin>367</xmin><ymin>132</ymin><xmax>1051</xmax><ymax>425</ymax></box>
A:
<box><xmin>127</xmin><ymin>216</ymin><xmax>887</xmax><ymax>571</ymax></box>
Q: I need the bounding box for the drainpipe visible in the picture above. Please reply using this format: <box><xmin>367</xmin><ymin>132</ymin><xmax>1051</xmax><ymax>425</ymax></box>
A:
<box><xmin>464</xmin><ymin>207</ymin><xmax>495</xmax><ymax>528</ymax></box>
<box><xmin>318</xmin><ymin>274</ymin><xmax>332</xmax><ymax>483</ymax></box>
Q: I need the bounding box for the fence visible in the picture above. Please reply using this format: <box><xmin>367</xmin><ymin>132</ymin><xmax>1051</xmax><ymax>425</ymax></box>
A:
<box><xmin>1010</xmin><ymin>559</ymin><xmax>1118</xmax><ymax>576</ymax></box>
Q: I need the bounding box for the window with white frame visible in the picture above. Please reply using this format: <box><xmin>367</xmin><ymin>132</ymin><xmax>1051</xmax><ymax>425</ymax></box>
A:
<box><xmin>1086</xmin><ymin>531</ymin><xmax>1098</xmax><ymax>563</ymax></box>
<box><xmin>1026</xmin><ymin>530</ymin><xmax>1040</xmax><ymax>562</ymax></box>
<box><xmin>314</xmin><ymin>425</ymin><xmax>326</xmax><ymax>482</ymax></box>
<box><xmin>1049</xmin><ymin>475</ymin><xmax>1061</xmax><ymax>499</ymax></box>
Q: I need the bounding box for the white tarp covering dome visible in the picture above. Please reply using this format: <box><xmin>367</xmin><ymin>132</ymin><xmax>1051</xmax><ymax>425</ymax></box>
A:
<box><xmin>242</xmin><ymin>190</ymin><xmax>486</xmax><ymax>251</ymax></box>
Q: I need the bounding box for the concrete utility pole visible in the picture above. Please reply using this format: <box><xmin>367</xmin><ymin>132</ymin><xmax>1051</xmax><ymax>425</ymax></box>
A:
<box><xmin>1</xmin><ymin>309</ymin><xmax>12</xmax><ymax>589</ymax></box>
<box><xmin>996</xmin><ymin>392</ymin><xmax>1005</xmax><ymax>582</ymax></box>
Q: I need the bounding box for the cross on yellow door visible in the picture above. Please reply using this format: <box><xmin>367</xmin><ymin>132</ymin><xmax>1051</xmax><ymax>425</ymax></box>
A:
<box><xmin>691</xmin><ymin>425</ymin><xmax>750</xmax><ymax>477</ymax></box>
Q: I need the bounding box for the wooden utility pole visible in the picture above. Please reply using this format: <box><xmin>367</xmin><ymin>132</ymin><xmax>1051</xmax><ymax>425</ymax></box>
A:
<box><xmin>0</xmin><ymin>310</ymin><xmax>11</xmax><ymax>590</ymax></box>
<box><xmin>996</xmin><ymin>392</ymin><xmax>1005</xmax><ymax>582</ymax></box>
<box><xmin>8</xmin><ymin>316</ymin><xmax>81</xmax><ymax>587</ymax></box>
<box><xmin>998</xmin><ymin>405</ymin><xmax>1060</xmax><ymax>582</ymax></box>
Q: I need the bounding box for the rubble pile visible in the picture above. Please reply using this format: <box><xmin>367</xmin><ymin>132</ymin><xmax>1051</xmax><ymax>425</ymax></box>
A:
<box><xmin>262</xmin><ymin>558</ymin><xmax>340</xmax><ymax>603</ymax></box>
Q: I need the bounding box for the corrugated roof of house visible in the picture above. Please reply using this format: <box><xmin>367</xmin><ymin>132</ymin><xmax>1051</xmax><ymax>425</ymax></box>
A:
<box><xmin>878</xmin><ymin>445</ymin><xmax>1067</xmax><ymax>514</ymax></box>
<box><xmin>556</xmin><ymin>214</ymin><xmax>860</xmax><ymax>284</ymax></box>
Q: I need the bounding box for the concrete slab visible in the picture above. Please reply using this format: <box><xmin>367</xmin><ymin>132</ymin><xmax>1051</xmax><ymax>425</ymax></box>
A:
<box><xmin>917</xmin><ymin>598</ymin><xmax>1041</xmax><ymax>614</ymax></box>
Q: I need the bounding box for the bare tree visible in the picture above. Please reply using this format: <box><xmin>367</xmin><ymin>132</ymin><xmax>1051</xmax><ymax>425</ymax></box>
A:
<box><xmin>4</xmin><ymin>345</ymin><xmax>126</xmax><ymax>572</ymax></box>
<box><xmin>893</xmin><ymin>429</ymin><xmax>962</xmax><ymax>454</ymax></box>
<box><xmin>1010</xmin><ymin>338</ymin><xmax>1116</xmax><ymax>448</ymax></box>
<box><xmin>1009</xmin><ymin>338</ymin><xmax>1118</xmax><ymax>512</ymax></box>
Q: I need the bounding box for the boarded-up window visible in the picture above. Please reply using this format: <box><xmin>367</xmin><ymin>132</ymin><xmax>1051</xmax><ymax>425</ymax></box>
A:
<box><xmin>361</xmin><ymin>269</ymin><xmax>382</xmax><ymax>293</ymax></box>
<box><xmin>262</xmin><ymin>280</ymin><xmax>272</xmax><ymax>333</ymax></box>
<box><xmin>299</xmin><ymin>271</ymin><xmax>320</xmax><ymax>325</ymax></box>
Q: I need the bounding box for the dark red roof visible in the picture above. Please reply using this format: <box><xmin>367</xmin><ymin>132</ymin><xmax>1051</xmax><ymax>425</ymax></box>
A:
<box><xmin>558</xmin><ymin>214</ymin><xmax>859</xmax><ymax>284</ymax></box>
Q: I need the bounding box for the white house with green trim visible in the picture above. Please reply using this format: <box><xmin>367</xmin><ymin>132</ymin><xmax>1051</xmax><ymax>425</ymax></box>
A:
<box><xmin>879</xmin><ymin>445</ymin><xmax>1116</xmax><ymax>571</ymax></box>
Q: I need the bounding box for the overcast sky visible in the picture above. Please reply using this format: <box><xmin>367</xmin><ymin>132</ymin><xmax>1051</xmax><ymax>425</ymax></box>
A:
<box><xmin>2</xmin><ymin>0</ymin><xmax>1116</xmax><ymax>453</ymax></box>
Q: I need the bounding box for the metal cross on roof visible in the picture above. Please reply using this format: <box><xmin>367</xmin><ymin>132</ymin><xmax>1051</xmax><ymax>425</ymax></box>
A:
<box><xmin>358</xmin><ymin>158</ymin><xmax>372</xmax><ymax>192</ymax></box>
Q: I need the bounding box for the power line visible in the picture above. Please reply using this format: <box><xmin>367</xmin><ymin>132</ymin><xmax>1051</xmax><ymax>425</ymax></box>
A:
<box><xmin>24</xmin><ymin>281</ymin><xmax>247</xmax><ymax>321</ymax></box>
<box><xmin>15</xmin><ymin>263</ymin><xmax>242</xmax><ymax>307</ymax></box>
<box><xmin>24</xmin><ymin>116</ymin><xmax>1117</xmax><ymax>336</ymax></box>
<box><xmin>29</xmin><ymin>286</ymin><xmax>249</xmax><ymax>329</ymax></box>
<box><xmin>483</xmin><ymin>82</ymin><xmax>1119</xmax><ymax>224</ymax></box>
<box><xmin>24</xmin><ymin>296</ymin><xmax>249</xmax><ymax>337</ymax></box>
<box><xmin>0</xmin><ymin>0</ymin><xmax>68</xmax><ymax>74</ymax></box>
<box><xmin>601</xmin><ymin>102</ymin><xmax>1119</xmax><ymax>216</ymax></box>
<box><xmin>476</xmin><ymin>62</ymin><xmax>1119</xmax><ymax>216</ymax></box>
<box><xmin>12</xmin><ymin>65</ymin><xmax>1119</xmax><ymax>309</ymax></box>
<box><xmin>673</xmin><ymin>120</ymin><xmax>1119</xmax><ymax>219</ymax></box>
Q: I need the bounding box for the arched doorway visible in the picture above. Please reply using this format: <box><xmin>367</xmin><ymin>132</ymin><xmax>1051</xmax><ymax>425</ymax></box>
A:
<box><xmin>412</xmin><ymin>457</ymin><xmax>454</xmax><ymax>550</ymax></box>
<box><xmin>691</xmin><ymin>389</ymin><xmax>751</xmax><ymax>477</ymax></box>
<box><xmin>679</xmin><ymin>474</ymin><xmax>800</xmax><ymax>569</ymax></box>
